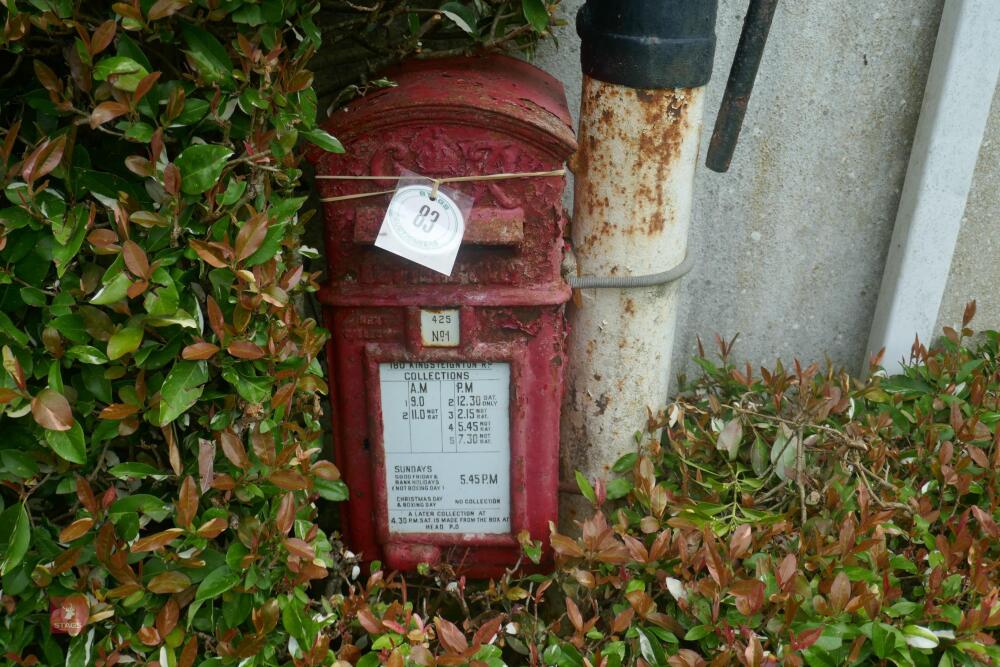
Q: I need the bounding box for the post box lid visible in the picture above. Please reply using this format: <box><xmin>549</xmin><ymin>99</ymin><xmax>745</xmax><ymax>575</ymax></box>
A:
<box><xmin>310</xmin><ymin>54</ymin><xmax>576</xmax><ymax>159</ymax></box>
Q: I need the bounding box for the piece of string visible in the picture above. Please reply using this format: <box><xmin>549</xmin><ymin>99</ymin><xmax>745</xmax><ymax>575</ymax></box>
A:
<box><xmin>315</xmin><ymin>168</ymin><xmax>566</xmax><ymax>203</ymax></box>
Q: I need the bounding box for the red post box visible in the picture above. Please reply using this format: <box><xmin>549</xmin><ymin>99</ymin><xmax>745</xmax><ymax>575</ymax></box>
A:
<box><xmin>309</xmin><ymin>55</ymin><xmax>577</xmax><ymax>576</ymax></box>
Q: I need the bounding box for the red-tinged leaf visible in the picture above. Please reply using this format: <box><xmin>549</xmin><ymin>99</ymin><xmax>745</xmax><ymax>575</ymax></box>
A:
<box><xmin>198</xmin><ymin>438</ymin><xmax>215</xmax><ymax>492</ymax></box>
<box><xmin>50</xmin><ymin>594</ymin><xmax>89</xmax><ymax>637</ymax></box>
<box><xmin>33</xmin><ymin>60</ymin><xmax>61</xmax><ymax>94</ymax></box>
<box><xmin>793</xmin><ymin>627</ymin><xmax>824</xmax><ymax>651</ymax></box>
<box><xmin>88</xmin><ymin>228</ymin><xmax>120</xmax><ymax>252</ymax></box>
<box><xmin>550</xmin><ymin>533</ymin><xmax>584</xmax><ymax>558</ymax></box>
<box><xmin>275</xmin><ymin>493</ymin><xmax>295</xmax><ymax>535</ymax></box>
<box><xmin>211</xmin><ymin>473</ymin><xmax>235</xmax><ymax>491</ymax></box>
<box><xmin>968</xmin><ymin>445</ymin><xmax>990</xmax><ymax>468</ymax></box>
<box><xmin>131</xmin><ymin>528</ymin><xmax>184</xmax><ymax>553</ymax></box>
<box><xmin>280</xmin><ymin>265</ymin><xmax>303</xmax><ymax>290</ymax></box>
<box><xmin>611</xmin><ymin>607</ymin><xmax>634</xmax><ymax>634</ymax></box>
<box><xmin>182</xmin><ymin>341</ymin><xmax>220</xmax><ymax>360</ymax></box>
<box><xmin>964</xmin><ymin>299</ymin><xmax>977</xmax><ymax>327</ymax></box>
<box><xmin>284</xmin><ymin>537</ymin><xmax>315</xmax><ymax>560</ymax></box>
<box><xmin>777</xmin><ymin>553</ymin><xmax>797</xmax><ymax>590</ymax></box>
<box><xmin>269</xmin><ymin>469</ymin><xmax>308</xmax><ymax>491</ymax></box>
<box><xmin>99</xmin><ymin>403</ymin><xmax>139</xmax><ymax>420</ymax></box>
<box><xmin>163</xmin><ymin>162</ymin><xmax>181</xmax><ymax>196</ymax></box>
<box><xmin>236</xmin><ymin>213</ymin><xmax>267</xmax><ymax>261</ymax></box>
<box><xmin>190</xmin><ymin>239</ymin><xmax>230</xmax><ymax>268</ymax></box>
<box><xmin>228</xmin><ymin>340</ymin><xmax>264</xmax><ymax>360</ymax></box>
<box><xmin>133</xmin><ymin>71</ymin><xmax>161</xmax><ymax>105</ymax></box>
<box><xmin>235</xmin><ymin>214</ymin><xmax>269</xmax><ymax>261</ymax></box>
<box><xmin>972</xmin><ymin>505</ymin><xmax>999</xmax><ymax>538</ymax></box>
<box><xmin>137</xmin><ymin>626</ymin><xmax>161</xmax><ymax>647</ymax></box>
<box><xmin>565</xmin><ymin>596</ymin><xmax>584</xmax><ymax>632</ymax></box>
<box><xmin>156</xmin><ymin>598</ymin><xmax>179</xmax><ymax>638</ymax></box>
<box><xmin>207</xmin><ymin>295</ymin><xmax>226</xmax><ymax>342</ymax></box>
<box><xmin>251</xmin><ymin>428</ymin><xmax>275</xmax><ymax>466</ymax></box>
<box><xmin>703</xmin><ymin>535</ymin><xmax>727</xmax><ymax>587</ymax></box>
<box><xmin>31</xmin><ymin>388</ymin><xmax>73</xmax><ymax>431</ymax></box>
<box><xmin>621</xmin><ymin>534</ymin><xmax>649</xmax><ymax>563</ymax></box>
<box><xmin>165</xmin><ymin>424</ymin><xmax>181</xmax><ymax>477</ymax></box>
<box><xmin>176</xmin><ymin>476</ymin><xmax>198</xmax><ymax>528</ymax></box>
<box><xmin>312</xmin><ymin>460</ymin><xmax>340</xmax><ymax>481</ymax></box>
<box><xmin>473</xmin><ymin>616</ymin><xmax>502</xmax><ymax>647</ymax></box>
<box><xmin>729</xmin><ymin>524</ymin><xmax>752</xmax><ymax>559</ymax></box>
<box><xmin>148</xmin><ymin>0</ymin><xmax>189</xmax><ymax>21</ymax></box>
<box><xmin>147</xmin><ymin>571</ymin><xmax>192</xmax><ymax>594</ymax></box>
<box><xmin>829</xmin><ymin>571</ymin><xmax>851</xmax><ymax>613</ymax></box>
<box><xmin>75</xmin><ymin>475</ymin><xmax>98</xmax><ymax>514</ymax></box>
<box><xmin>357</xmin><ymin>608</ymin><xmax>383</xmax><ymax>634</ymax></box>
<box><xmin>90</xmin><ymin>20</ymin><xmax>117</xmax><ymax>55</ymax></box>
<box><xmin>59</xmin><ymin>517</ymin><xmax>94</xmax><ymax>543</ymax></box>
<box><xmin>179</xmin><ymin>637</ymin><xmax>198</xmax><ymax>667</ymax></box>
<box><xmin>122</xmin><ymin>239</ymin><xmax>150</xmax><ymax>278</ymax></box>
<box><xmin>90</xmin><ymin>101</ymin><xmax>129</xmax><ymax>129</ymax></box>
<box><xmin>51</xmin><ymin>546</ymin><xmax>81</xmax><ymax>577</ymax></box>
<box><xmin>126</xmin><ymin>279</ymin><xmax>148</xmax><ymax>299</ymax></box>
<box><xmin>219</xmin><ymin>430</ymin><xmax>249</xmax><ymax>470</ymax></box>
<box><xmin>271</xmin><ymin>382</ymin><xmax>295</xmax><ymax>409</ymax></box>
<box><xmin>435</xmin><ymin>617</ymin><xmax>469</xmax><ymax>655</ymax></box>
<box><xmin>22</xmin><ymin>135</ymin><xmax>66</xmax><ymax>185</ymax></box>
<box><xmin>196</xmin><ymin>516</ymin><xmax>228</xmax><ymax>539</ymax></box>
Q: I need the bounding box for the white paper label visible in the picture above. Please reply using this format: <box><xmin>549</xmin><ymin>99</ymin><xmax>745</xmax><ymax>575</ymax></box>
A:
<box><xmin>374</xmin><ymin>185</ymin><xmax>465</xmax><ymax>276</ymax></box>
<box><xmin>380</xmin><ymin>362</ymin><xmax>510</xmax><ymax>534</ymax></box>
<box><xmin>420</xmin><ymin>309</ymin><xmax>460</xmax><ymax>347</ymax></box>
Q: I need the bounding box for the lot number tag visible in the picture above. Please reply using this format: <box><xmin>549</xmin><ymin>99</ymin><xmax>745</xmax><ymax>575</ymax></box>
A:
<box><xmin>375</xmin><ymin>175</ymin><xmax>471</xmax><ymax>275</ymax></box>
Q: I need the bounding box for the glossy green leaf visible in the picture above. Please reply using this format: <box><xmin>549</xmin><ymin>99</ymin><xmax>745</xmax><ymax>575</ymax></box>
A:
<box><xmin>522</xmin><ymin>0</ymin><xmax>549</xmax><ymax>32</ymax></box>
<box><xmin>0</xmin><ymin>503</ymin><xmax>30</xmax><ymax>575</ymax></box>
<box><xmin>195</xmin><ymin>566</ymin><xmax>240</xmax><ymax>601</ymax></box>
<box><xmin>157</xmin><ymin>360</ymin><xmax>209</xmax><ymax>426</ymax></box>
<box><xmin>107</xmin><ymin>326</ymin><xmax>144</xmax><ymax>360</ymax></box>
<box><xmin>46</xmin><ymin>422</ymin><xmax>86</xmax><ymax>464</ymax></box>
<box><xmin>302</xmin><ymin>129</ymin><xmax>344</xmax><ymax>154</ymax></box>
<box><xmin>179</xmin><ymin>24</ymin><xmax>234</xmax><ymax>85</ymax></box>
<box><xmin>174</xmin><ymin>144</ymin><xmax>233</xmax><ymax>195</ymax></box>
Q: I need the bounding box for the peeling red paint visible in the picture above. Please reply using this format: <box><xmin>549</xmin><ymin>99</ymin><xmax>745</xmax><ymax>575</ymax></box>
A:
<box><xmin>308</xmin><ymin>56</ymin><xmax>576</xmax><ymax>578</ymax></box>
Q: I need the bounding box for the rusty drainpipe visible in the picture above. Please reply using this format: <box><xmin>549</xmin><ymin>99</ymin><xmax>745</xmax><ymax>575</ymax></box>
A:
<box><xmin>562</xmin><ymin>0</ymin><xmax>777</xmax><ymax>518</ymax></box>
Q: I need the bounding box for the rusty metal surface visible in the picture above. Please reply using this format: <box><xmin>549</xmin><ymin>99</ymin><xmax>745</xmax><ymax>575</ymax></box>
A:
<box><xmin>352</xmin><ymin>206</ymin><xmax>526</xmax><ymax>246</ymax></box>
<box><xmin>308</xmin><ymin>55</ymin><xmax>575</xmax><ymax>578</ymax></box>
<box><xmin>706</xmin><ymin>0</ymin><xmax>780</xmax><ymax>172</ymax></box>
<box><xmin>561</xmin><ymin>76</ymin><xmax>705</xmax><ymax>527</ymax></box>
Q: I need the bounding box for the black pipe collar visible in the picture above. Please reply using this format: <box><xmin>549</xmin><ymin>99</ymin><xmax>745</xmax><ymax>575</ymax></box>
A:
<box><xmin>577</xmin><ymin>0</ymin><xmax>718</xmax><ymax>90</ymax></box>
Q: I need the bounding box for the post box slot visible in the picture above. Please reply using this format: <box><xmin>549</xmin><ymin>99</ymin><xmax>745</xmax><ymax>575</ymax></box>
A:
<box><xmin>354</xmin><ymin>207</ymin><xmax>525</xmax><ymax>246</ymax></box>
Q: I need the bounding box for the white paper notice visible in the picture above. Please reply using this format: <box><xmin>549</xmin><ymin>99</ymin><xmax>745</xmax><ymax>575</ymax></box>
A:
<box><xmin>379</xmin><ymin>362</ymin><xmax>510</xmax><ymax>534</ymax></box>
<box><xmin>374</xmin><ymin>183</ymin><xmax>466</xmax><ymax>276</ymax></box>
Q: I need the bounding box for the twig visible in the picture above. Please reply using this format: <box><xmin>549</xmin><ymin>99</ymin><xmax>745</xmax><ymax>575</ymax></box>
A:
<box><xmin>796</xmin><ymin>425</ymin><xmax>807</xmax><ymax>525</ymax></box>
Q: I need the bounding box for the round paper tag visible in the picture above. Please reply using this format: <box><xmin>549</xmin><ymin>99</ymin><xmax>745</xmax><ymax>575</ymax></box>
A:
<box><xmin>383</xmin><ymin>185</ymin><xmax>464</xmax><ymax>254</ymax></box>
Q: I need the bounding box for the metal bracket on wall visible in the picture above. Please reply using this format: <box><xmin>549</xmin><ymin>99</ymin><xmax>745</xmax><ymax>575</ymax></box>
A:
<box><xmin>565</xmin><ymin>252</ymin><xmax>694</xmax><ymax>289</ymax></box>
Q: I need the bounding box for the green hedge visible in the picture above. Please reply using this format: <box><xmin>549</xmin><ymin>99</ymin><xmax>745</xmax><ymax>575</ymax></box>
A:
<box><xmin>0</xmin><ymin>1</ymin><xmax>554</xmax><ymax>665</ymax></box>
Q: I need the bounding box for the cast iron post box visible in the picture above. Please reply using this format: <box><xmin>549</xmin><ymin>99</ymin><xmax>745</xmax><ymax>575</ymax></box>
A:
<box><xmin>309</xmin><ymin>55</ymin><xmax>577</xmax><ymax>576</ymax></box>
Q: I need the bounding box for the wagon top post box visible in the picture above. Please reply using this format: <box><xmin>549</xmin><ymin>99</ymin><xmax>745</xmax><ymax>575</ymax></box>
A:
<box><xmin>309</xmin><ymin>55</ymin><xmax>577</xmax><ymax>577</ymax></box>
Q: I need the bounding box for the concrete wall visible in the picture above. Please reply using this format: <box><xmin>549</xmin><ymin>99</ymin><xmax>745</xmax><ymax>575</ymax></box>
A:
<box><xmin>532</xmin><ymin>0</ymin><xmax>1000</xmax><ymax>379</ymax></box>
<box><xmin>936</xmin><ymin>82</ymin><xmax>1000</xmax><ymax>334</ymax></box>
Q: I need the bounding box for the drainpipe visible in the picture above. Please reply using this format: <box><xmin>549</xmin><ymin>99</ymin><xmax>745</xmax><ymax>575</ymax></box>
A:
<box><xmin>562</xmin><ymin>0</ymin><xmax>777</xmax><ymax>518</ymax></box>
<box><xmin>866</xmin><ymin>0</ymin><xmax>1000</xmax><ymax>373</ymax></box>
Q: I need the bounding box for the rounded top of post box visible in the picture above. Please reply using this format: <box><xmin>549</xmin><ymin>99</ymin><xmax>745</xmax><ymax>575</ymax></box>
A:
<box><xmin>308</xmin><ymin>54</ymin><xmax>576</xmax><ymax>162</ymax></box>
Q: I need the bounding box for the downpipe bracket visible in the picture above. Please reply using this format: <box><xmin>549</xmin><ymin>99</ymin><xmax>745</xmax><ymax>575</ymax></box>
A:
<box><xmin>565</xmin><ymin>252</ymin><xmax>694</xmax><ymax>290</ymax></box>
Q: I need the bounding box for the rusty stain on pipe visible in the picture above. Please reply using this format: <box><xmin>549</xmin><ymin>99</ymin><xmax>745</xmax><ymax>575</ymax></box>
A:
<box><xmin>561</xmin><ymin>76</ymin><xmax>706</xmax><ymax>525</ymax></box>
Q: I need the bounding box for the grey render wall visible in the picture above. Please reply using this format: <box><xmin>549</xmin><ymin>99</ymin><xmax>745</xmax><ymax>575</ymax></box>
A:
<box><xmin>532</xmin><ymin>0</ymin><xmax>996</xmax><ymax>380</ymax></box>
<box><xmin>936</xmin><ymin>82</ymin><xmax>1000</xmax><ymax>335</ymax></box>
